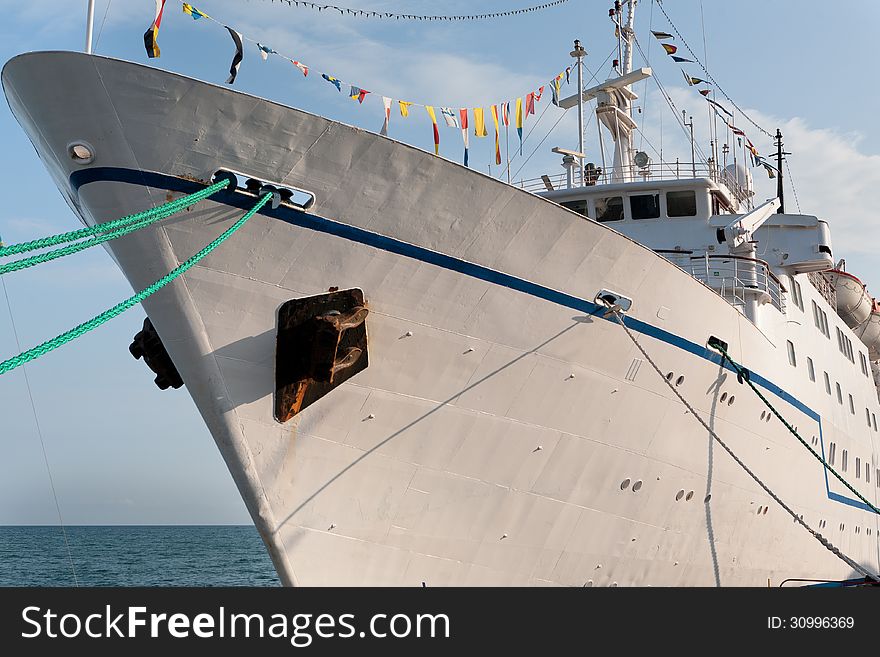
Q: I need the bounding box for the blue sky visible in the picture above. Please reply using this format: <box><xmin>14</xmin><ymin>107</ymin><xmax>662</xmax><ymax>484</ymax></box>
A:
<box><xmin>1</xmin><ymin>0</ymin><xmax>879</xmax><ymax>525</ymax></box>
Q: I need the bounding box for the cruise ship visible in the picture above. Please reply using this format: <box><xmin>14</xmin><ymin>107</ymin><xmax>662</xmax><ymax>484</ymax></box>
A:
<box><xmin>1</xmin><ymin>0</ymin><xmax>878</xmax><ymax>586</ymax></box>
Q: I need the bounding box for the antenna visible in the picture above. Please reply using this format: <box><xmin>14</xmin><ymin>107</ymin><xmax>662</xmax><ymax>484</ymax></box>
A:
<box><xmin>85</xmin><ymin>0</ymin><xmax>96</xmax><ymax>54</ymax></box>
<box><xmin>570</xmin><ymin>39</ymin><xmax>588</xmax><ymax>187</ymax></box>
<box><xmin>774</xmin><ymin>129</ymin><xmax>790</xmax><ymax>214</ymax></box>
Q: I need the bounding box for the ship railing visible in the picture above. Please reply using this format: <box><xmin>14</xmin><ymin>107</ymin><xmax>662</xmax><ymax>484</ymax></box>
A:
<box><xmin>657</xmin><ymin>251</ymin><xmax>786</xmax><ymax>314</ymax></box>
<box><xmin>808</xmin><ymin>271</ymin><xmax>837</xmax><ymax>309</ymax></box>
<box><xmin>519</xmin><ymin>160</ymin><xmax>751</xmax><ymax>204</ymax></box>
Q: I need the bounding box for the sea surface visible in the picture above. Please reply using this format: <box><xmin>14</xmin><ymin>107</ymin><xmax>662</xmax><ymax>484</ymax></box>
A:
<box><xmin>0</xmin><ymin>526</ymin><xmax>280</xmax><ymax>586</ymax></box>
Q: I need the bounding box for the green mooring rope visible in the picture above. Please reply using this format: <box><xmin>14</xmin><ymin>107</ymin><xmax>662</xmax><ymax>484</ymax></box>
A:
<box><xmin>0</xmin><ymin>178</ymin><xmax>230</xmax><ymax>259</ymax></box>
<box><xmin>716</xmin><ymin>345</ymin><xmax>880</xmax><ymax>515</ymax></box>
<box><xmin>0</xmin><ymin>192</ymin><xmax>271</xmax><ymax>377</ymax></box>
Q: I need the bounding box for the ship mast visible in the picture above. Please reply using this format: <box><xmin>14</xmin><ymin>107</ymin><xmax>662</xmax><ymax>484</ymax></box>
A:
<box><xmin>559</xmin><ymin>1</ymin><xmax>649</xmax><ymax>185</ymax></box>
<box><xmin>85</xmin><ymin>0</ymin><xmax>96</xmax><ymax>54</ymax></box>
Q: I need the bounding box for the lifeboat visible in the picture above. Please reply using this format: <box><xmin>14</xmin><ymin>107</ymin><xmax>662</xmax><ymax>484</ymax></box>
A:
<box><xmin>854</xmin><ymin>300</ymin><xmax>880</xmax><ymax>359</ymax></box>
<box><xmin>827</xmin><ymin>269</ymin><xmax>872</xmax><ymax>328</ymax></box>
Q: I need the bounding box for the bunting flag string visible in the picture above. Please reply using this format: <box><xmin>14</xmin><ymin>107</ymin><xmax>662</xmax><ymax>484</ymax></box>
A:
<box><xmin>143</xmin><ymin>0</ymin><xmax>168</xmax><ymax>58</ymax></box>
<box><xmin>649</xmin><ymin>17</ymin><xmax>769</xmax><ymax>165</ymax></box>
<box><xmin>257</xmin><ymin>0</ymin><xmax>572</xmax><ymax>22</ymax></box>
<box><xmin>173</xmin><ymin>2</ymin><xmax>568</xmax><ymax>164</ymax></box>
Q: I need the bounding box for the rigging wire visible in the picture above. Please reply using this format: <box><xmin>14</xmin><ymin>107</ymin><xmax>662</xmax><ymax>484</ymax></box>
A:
<box><xmin>95</xmin><ymin>0</ymin><xmax>113</xmax><ymax>49</ymax></box>
<box><xmin>655</xmin><ymin>0</ymin><xmax>771</xmax><ymax>138</ymax></box>
<box><xmin>1</xmin><ymin>278</ymin><xmax>79</xmax><ymax>586</ymax></box>
<box><xmin>785</xmin><ymin>159</ymin><xmax>802</xmax><ymax>213</ymax></box>
<box><xmin>606</xmin><ymin>304</ymin><xmax>880</xmax><ymax>583</ymax></box>
<box><xmin>261</xmin><ymin>0</ymin><xmax>571</xmax><ymax>21</ymax></box>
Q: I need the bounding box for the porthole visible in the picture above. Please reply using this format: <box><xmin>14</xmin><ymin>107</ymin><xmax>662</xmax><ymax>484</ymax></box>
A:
<box><xmin>720</xmin><ymin>392</ymin><xmax>728</xmax><ymax>403</ymax></box>
<box><xmin>620</xmin><ymin>478</ymin><xmax>631</xmax><ymax>490</ymax></box>
<box><xmin>757</xmin><ymin>505</ymin><xmax>763</xmax><ymax>514</ymax></box>
<box><xmin>666</xmin><ymin>371</ymin><xmax>674</xmax><ymax>381</ymax></box>
<box><xmin>760</xmin><ymin>411</ymin><xmax>766</xmax><ymax>420</ymax></box>
<box><xmin>685</xmin><ymin>490</ymin><xmax>694</xmax><ymax>501</ymax></box>
<box><xmin>727</xmin><ymin>395</ymin><xmax>735</xmax><ymax>406</ymax></box>
<box><xmin>632</xmin><ymin>480</ymin><xmax>643</xmax><ymax>492</ymax></box>
<box><xmin>675</xmin><ymin>375</ymin><xmax>685</xmax><ymax>387</ymax></box>
<box><xmin>763</xmin><ymin>506</ymin><xmax>768</xmax><ymax>515</ymax></box>
<box><xmin>703</xmin><ymin>494</ymin><xmax>711</xmax><ymax>503</ymax></box>
<box><xmin>67</xmin><ymin>141</ymin><xmax>95</xmax><ymax>165</ymax></box>
<box><xmin>675</xmin><ymin>489</ymin><xmax>685</xmax><ymax>501</ymax></box>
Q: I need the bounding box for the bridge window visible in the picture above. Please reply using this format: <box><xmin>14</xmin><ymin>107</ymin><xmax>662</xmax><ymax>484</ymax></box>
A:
<box><xmin>823</xmin><ymin>372</ymin><xmax>831</xmax><ymax>395</ymax></box>
<box><xmin>786</xmin><ymin>341</ymin><xmax>797</xmax><ymax>367</ymax></box>
<box><xmin>868</xmin><ymin>467</ymin><xmax>871</xmax><ymax>484</ymax></box>
<box><xmin>812</xmin><ymin>300</ymin><xmax>830</xmax><ymax>338</ymax></box>
<box><xmin>828</xmin><ymin>442</ymin><xmax>836</xmax><ymax>466</ymax></box>
<box><xmin>867</xmin><ymin>408</ymin><xmax>872</xmax><ymax>427</ymax></box>
<box><xmin>842</xmin><ymin>449</ymin><xmax>848</xmax><ymax>472</ymax></box>
<box><xmin>849</xmin><ymin>394</ymin><xmax>855</xmax><ymax>414</ymax></box>
<box><xmin>859</xmin><ymin>351</ymin><xmax>868</xmax><ymax>376</ymax></box>
<box><xmin>835</xmin><ymin>382</ymin><xmax>842</xmax><ymax>404</ymax></box>
<box><xmin>595</xmin><ymin>196</ymin><xmax>624</xmax><ymax>222</ymax></box>
<box><xmin>873</xmin><ymin>413</ymin><xmax>877</xmax><ymax>431</ymax></box>
<box><xmin>666</xmin><ymin>190</ymin><xmax>697</xmax><ymax>217</ymax></box>
<box><xmin>807</xmin><ymin>357</ymin><xmax>815</xmax><ymax>381</ymax></box>
<box><xmin>856</xmin><ymin>457</ymin><xmax>861</xmax><ymax>479</ymax></box>
<box><xmin>560</xmin><ymin>199</ymin><xmax>588</xmax><ymax>217</ymax></box>
<box><xmin>630</xmin><ymin>193</ymin><xmax>661</xmax><ymax>220</ymax></box>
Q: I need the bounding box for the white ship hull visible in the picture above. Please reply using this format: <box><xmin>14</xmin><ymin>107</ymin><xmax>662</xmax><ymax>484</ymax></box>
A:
<box><xmin>4</xmin><ymin>52</ymin><xmax>879</xmax><ymax>586</ymax></box>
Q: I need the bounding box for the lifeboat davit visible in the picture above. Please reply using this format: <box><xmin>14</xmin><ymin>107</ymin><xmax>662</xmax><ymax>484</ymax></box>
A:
<box><xmin>827</xmin><ymin>269</ymin><xmax>872</xmax><ymax>328</ymax></box>
<box><xmin>854</xmin><ymin>299</ymin><xmax>880</xmax><ymax>359</ymax></box>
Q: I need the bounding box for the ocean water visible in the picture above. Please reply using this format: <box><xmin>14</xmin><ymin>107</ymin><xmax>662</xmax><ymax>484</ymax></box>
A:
<box><xmin>0</xmin><ymin>526</ymin><xmax>280</xmax><ymax>586</ymax></box>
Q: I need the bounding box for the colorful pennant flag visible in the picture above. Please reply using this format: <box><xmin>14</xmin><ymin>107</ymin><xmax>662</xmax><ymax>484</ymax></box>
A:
<box><xmin>515</xmin><ymin>97</ymin><xmax>523</xmax><ymax>154</ymax></box>
<box><xmin>399</xmin><ymin>101</ymin><xmax>412</xmax><ymax>117</ymax></box>
<box><xmin>292</xmin><ymin>60</ymin><xmax>309</xmax><ymax>76</ymax></box>
<box><xmin>459</xmin><ymin>109</ymin><xmax>469</xmax><ymax>167</ymax></box>
<box><xmin>662</xmin><ymin>43</ymin><xmax>678</xmax><ymax>55</ymax></box>
<box><xmin>182</xmin><ymin>3</ymin><xmax>208</xmax><ymax>19</ymax></box>
<box><xmin>322</xmin><ymin>73</ymin><xmax>342</xmax><ymax>91</ymax></box>
<box><xmin>143</xmin><ymin>0</ymin><xmax>167</xmax><ymax>59</ymax></box>
<box><xmin>551</xmin><ymin>73</ymin><xmax>564</xmax><ymax>106</ymax></box>
<box><xmin>440</xmin><ymin>107</ymin><xmax>459</xmax><ymax>128</ymax></box>
<box><xmin>706</xmin><ymin>98</ymin><xmax>733</xmax><ymax>117</ymax></box>
<box><xmin>380</xmin><ymin>97</ymin><xmax>392</xmax><ymax>136</ymax></box>
<box><xmin>225</xmin><ymin>26</ymin><xmax>244</xmax><ymax>84</ymax></box>
<box><xmin>682</xmin><ymin>71</ymin><xmax>707</xmax><ymax>86</ymax></box>
<box><xmin>699</xmin><ymin>88</ymin><xmax>711</xmax><ymax>96</ymax></box>
<box><xmin>473</xmin><ymin>107</ymin><xmax>488</xmax><ymax>137</ymax></box>
<box><xmin>349</xmin><ymin>86</ymin><xmax>369</xmax><ymax>103</ymax></box>
<box><xmin>670</xmin><ymin>56</ymin><xmax>693</xmax><ymax>63</ymax></box>
<box><xmin>425</xmin><ymin>106</ymin><xmax>440</xmax><ymax>155</ymax></box>
<box><xmin>565</xmin><ymin>66</ymin><xmax>571</xmax><ymax>84</ymax></box>
<box><xmin>728</xmin><ymin>124</ymin><xmax>745</xmax><ymax>136</ymax></box>
<box><xmin>534</xmin><ymin>86</ymin><xmax>544</xmax><ymax>102</ymax></box>
<box><xmin>525</xmin><ymin>92</ymin><xmax>536</xmax><ymax>115</ymax></box>
<box><xmin>257</xmin><ymin>43</ymin><xmax>277</xmax><ymax>61</ymax></box>
<box><xmin>763</xmin><ymin>163</ymin><xmax>776</xmax><ymax>178</ymax></box>
<box><xmin>502</xmin><ymin>102</ymin><xmax>510</xmax><ymax>127</ymax></box>
<box><xmin>651</xmin><ymin>30</ymin><xmax>673</xmax><ymax>39</ymax></box>
<box><xmin>491</xmin><ymin>105</ymin><xmax>501</xmax><ymax>165</ymax></box>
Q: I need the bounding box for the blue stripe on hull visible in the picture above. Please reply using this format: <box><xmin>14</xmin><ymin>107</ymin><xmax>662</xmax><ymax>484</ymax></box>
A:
<box><xmin>69</xmin><ymin>167</ymin><xmax>873</xmax><ymax>513</ymax></box>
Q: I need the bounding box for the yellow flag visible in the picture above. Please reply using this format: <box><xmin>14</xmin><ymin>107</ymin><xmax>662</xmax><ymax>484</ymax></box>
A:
<box><xmin>473</xmin><ymin>107</ymin><xmax>488</xmax><ymax>137</ymax></box>
<box><xmin>425</xmin><ymin>106</ymin><xmax>440</xmax><ymax>155</ymax></box>
<box><xmin>399</xmin><ymin>101</ymin><xmax>412</xmax><ymax>117</ymax></box>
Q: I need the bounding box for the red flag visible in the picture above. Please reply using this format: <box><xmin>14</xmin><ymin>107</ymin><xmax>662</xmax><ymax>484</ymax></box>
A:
<box><xmin>525</xmin><ymin>92</ymin><xmax>535</xmax><ymax>115</ymax></box>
